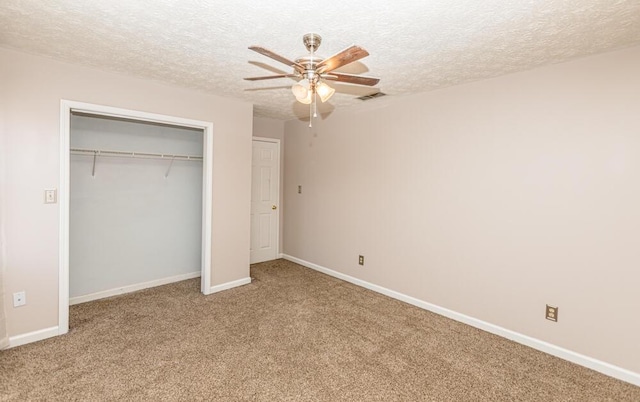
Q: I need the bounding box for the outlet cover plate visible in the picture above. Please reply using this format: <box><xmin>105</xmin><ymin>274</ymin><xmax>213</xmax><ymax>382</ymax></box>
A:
<box><xmin>13</xmin><ymin>291</ymin><xmax>26</xmax><ymax>307</ymax></box>
<box><xmin>546</xmin><ymin>305</ymin><xmax>558</xmax><ymax>322</ymax></box>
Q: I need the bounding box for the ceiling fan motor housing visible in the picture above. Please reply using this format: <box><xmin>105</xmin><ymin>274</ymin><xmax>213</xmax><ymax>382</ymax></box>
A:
<box><xmin>298</xmin><ymin>33</ymin><xmax>323</xmax><ymax>82</ymax></box>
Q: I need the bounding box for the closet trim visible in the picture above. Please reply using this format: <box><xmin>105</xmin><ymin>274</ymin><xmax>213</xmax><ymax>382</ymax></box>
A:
<box><xmin>58</xmin><ymin>100</ymin><xmax>214</xmax><ymax>335</ymax></box>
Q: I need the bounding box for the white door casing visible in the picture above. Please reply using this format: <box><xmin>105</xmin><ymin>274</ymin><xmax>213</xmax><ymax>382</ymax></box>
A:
<box><xmin>250</xmin><ymin>138</ymin><xmax>280</xmax><ymax>264</ymax></box>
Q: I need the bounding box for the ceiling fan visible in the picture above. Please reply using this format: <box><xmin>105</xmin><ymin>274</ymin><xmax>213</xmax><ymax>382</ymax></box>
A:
<box><xmin>245</xmin><ymin>33</ymin><xmax>380</xmax><ymax>126</ymax></box>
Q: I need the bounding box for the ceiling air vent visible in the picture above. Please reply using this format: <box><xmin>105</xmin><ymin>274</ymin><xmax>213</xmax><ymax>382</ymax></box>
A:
<box><xmin>357</xmin><ymin>92</ymin><xmax>386</xmax><ymax>101</ymax></box>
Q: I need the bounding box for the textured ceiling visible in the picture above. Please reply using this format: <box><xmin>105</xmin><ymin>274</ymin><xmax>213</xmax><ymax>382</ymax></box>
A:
<box><xmin>1</xmin><ymin>0</ymin><xmax>640</xmax><ymax>120</ymax></box>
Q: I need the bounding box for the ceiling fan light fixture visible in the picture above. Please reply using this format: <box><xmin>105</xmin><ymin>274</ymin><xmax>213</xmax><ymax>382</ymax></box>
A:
<box><xmin>292</xmin><ymin>80</ymin><xmax>310</xmax><ymax>101</ymax></box>
<box><xmin>298</xmin><ymin>93</ymin><xmax>313</xmax><ymax>104</ymax></box>
<box><xmin>297</xmin><ymin>89</ymin><xmax>313</xmax><ymax>104</ymax></box>
<box><xmin>316</xmin><ymin>82</ymin><xmax>335</xmax><ymax>103</ymax></box>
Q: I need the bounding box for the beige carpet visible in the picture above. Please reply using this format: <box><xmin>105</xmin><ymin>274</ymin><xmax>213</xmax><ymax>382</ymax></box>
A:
<box><xmin>1</xmin><ymin>259</ymin><xmax>638</xmax><ymax>401</ymax></box>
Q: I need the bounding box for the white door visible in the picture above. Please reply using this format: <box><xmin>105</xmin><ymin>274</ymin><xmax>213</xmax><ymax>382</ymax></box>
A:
<box><xmin>250</xmin><ymin>139</ymin><xmax>280</xmax><ymax>263</ymax></box>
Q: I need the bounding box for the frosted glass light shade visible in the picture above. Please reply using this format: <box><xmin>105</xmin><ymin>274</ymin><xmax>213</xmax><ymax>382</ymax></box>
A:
<box><xmin>292</xmin><ymin>80</ymin><xmax>310</xmax><ymax>102</ymax></box>
<box><xmin>316</xmin><ymin>82</ymin><xmax>335</xmax><ymax>103</ymax></box>
<box><xmin>297</xmin><ymin>90</ymin><xmax>312</xmax><ymax>104</ymax></box>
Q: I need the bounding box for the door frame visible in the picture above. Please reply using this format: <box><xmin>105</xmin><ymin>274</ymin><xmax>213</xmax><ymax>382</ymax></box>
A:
<box><xmin>59</xmin><ymin>100</ymin><xmax>214</xmax><ymax>334</ymax></box>
<box><xmin>251</xmin><ymin>137</ymin><xmax>281</xmax><ymax>263</ymax></box>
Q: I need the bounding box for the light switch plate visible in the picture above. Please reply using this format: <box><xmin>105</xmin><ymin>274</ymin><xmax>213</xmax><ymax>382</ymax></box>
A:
<box><xmin>44</xmin><ymin>189</ymin><xmax>57</xmax><ymax>204</ymax></box>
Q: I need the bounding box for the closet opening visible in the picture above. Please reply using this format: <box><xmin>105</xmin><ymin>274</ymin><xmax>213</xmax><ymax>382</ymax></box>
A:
<box><xmin>59</xmin><ymin>101</ymin><xmax>214</xmax><ymax>335</ymax></box>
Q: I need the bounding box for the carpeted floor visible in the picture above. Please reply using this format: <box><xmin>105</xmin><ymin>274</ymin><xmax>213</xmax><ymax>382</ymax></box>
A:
<box><xmin>1</xmin><ymin>259</ymin><xmax>638</xmax><ymax>401</ymax></box>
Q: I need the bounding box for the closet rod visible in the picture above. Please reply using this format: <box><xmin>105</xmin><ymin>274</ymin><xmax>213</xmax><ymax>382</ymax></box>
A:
<box><xmin>70</xmin><ymin>148</ymin><xmax>203</xmax><ymax>161</ymax></box>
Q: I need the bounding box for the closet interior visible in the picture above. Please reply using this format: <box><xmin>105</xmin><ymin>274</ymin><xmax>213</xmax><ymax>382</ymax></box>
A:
<box><xmin>69</xmin><ymin>112</ymin><xmax>204</xmax><ymax>303</ymax></box>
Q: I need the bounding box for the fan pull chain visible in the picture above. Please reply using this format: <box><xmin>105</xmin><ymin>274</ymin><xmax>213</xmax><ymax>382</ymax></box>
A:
<box><xmin>314</xmin><ymin>91</ymin><xmax>318</xmax><ymax>118</ymax></box>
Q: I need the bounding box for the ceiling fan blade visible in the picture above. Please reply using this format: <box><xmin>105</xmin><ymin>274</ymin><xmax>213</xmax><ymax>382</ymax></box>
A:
<box><xmin>244</xmin><ymin>74</ymin><xmax>298</xmax><ymax>81</ymax></box>
<box><xmin>249</xmin><ymin>46</ymin><xmax>304</xmax><ymax>72</ymax></box>
<box><xmin>323</xmin><ymin>72</ymin><xmax>379</xmax><ymax>86</ymax></box>
<box><xmin>316</xmin><ymin>45</ymin><xmax>369</xmax><ymax>73</ymax></box>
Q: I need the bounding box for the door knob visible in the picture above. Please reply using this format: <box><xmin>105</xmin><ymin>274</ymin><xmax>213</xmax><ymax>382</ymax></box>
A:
<box><xmin>272</xmin><ymin>205</ymin><xmax>277</xmax><ymax>210</ymax></box>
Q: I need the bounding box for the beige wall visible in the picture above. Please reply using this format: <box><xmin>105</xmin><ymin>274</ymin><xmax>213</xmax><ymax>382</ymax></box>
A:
<box><xmin>0</xmin><ymin>47</ymin><xmax>253</xmax><ymax>337</ymax></box>
<box><xmin>284</xmin><ymin>45</ymin><xmax>640</xmax><ymax>374</ymax></box>
<box><xmin>253</xmin><ymin>117</ymin><xmax>285</xmax><ymax>255</ymax></box>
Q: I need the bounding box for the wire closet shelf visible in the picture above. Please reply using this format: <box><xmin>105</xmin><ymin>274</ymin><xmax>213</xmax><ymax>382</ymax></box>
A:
<box><xmin>70</xmin><ymin>147</ymin><xmax>203</xmax><ymax>178</ymax></box>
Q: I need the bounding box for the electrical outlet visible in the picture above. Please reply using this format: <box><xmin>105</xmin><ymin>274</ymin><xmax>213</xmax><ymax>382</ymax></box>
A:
<box><xmin>298</xmin><ymin>185</ymin><xmax>302</xmax><ymax>194</ymax></box>
<box><xmin>358</xmin><ymin>255</ymin><xmax>364</xmax><ymax>266</ymax></box>
<box><xmin>546</xmin><ymin>305</ymin><xmax>558</xmax><ymax>322</ymax></box>
<box><xmin>13</xmin><ymin>291</ymin><xmax>26</xmax><ymax>307</ymax></box>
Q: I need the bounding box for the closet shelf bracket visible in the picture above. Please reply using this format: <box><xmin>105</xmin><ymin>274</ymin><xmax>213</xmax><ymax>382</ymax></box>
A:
<box><xmin>92</xmin><ymin>150</ymin><xmax>97</xmax><ymax>177</ymax></box>
<box><xmin>165</xmin><ymin>156</ymin><xmax>175</xmax><ymax>178</ymax></box>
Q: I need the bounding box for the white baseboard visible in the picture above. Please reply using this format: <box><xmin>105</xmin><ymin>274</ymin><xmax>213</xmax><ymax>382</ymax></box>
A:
<box><xmin>205</xmin><ymin>277</ymin><xmax>252</xmax><ymax>295</ymax></box>
<box><xmin>277</xmin><ymin>253</ymin><xmax>284</xmax><ymax>259</ymax></box>
<box><xmin>282</xmin><ymin>254</ymin><xmax>640</xmax><ymax>387</ymax></box>
<box><xmin>9</xmin><ymin>326</ymin><xmax>59</xmax><ymax>349</ymax></box>
<box><xmin>69</xmin><ymin>271</ymin><xmax>201</xmax><ymax>305</ymax></box>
